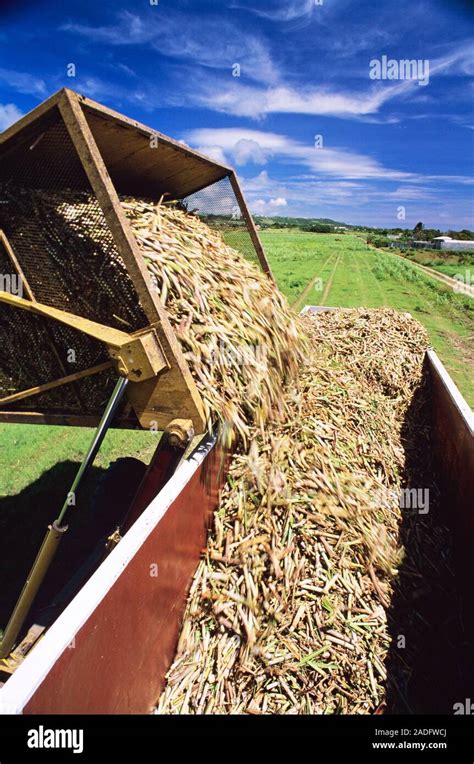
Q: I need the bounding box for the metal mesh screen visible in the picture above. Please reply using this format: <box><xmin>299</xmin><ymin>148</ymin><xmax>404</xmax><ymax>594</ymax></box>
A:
<box><xmin>0</xmin><ymin>110</ymin><xmax>147</xmax><ymax>418</ymax></box>
<box><xmin>182</xmin><ymin>176</ymin><xmax>260</xmax><ymax>267</ymax></box>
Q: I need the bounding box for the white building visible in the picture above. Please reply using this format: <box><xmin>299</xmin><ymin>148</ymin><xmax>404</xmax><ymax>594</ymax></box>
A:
<box><xmin>432</xmin><ymin>236</ymin><xmax>474</xmax><ymax>251</ymax></box>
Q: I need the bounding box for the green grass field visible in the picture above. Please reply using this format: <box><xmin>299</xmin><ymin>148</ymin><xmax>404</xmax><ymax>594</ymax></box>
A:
<box><xmin>390</xmin><ymin>247</ymin><xmax>474</xmax><ymax>280</ymax></box>
<box><xmin>261</xmin><ymin>229</ymin><xmax>473</xmax><ymax>404</ymax></box>
<box><xmin>0</xmin><ymin>425</ymin><xmax>158</xmax><ymax>497</ymax></box>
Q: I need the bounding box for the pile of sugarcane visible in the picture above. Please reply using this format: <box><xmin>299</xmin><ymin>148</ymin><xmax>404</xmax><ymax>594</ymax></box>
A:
<box><xmin>156</xmin><ymin>308</ymin><xmax>448</xmax><ymax>714</ymax></box>
<box><xmin>5</xmin><ymin>190</ymin><xmax>456</xmax><ymax>711</ymax></box>
<box><xmin>51</xmin><ymin>195</ymin><xmax>447</xmax><ymax>712</ymax></box>
<box><xmin>122</xmin><ymin>198</ymin><xmax>302</xmax><ymax>445</ymax></box>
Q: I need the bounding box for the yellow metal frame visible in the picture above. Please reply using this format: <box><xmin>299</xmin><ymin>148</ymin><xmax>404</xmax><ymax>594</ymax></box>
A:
<box><xmin>0</xmin><ymin>291</ymin><xmax>168</xmax><ymax>382</ymax></box>
<box><xmin>0</xmin><ymin>290</ymin><xmax>172</xmax><ymax>429</ymax></box>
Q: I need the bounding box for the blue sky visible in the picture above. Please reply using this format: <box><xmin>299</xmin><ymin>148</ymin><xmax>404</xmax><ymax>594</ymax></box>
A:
<box><xmin>0</xmin><ymin>0</ymin><xmax>473</xmax><ymax>228</ymax></box>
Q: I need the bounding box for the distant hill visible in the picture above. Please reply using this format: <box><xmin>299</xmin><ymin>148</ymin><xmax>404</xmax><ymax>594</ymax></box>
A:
<box><xmin>254</xmin><ymin>216</ymin><xmax>352</xmax><ymax>229</ymax></box>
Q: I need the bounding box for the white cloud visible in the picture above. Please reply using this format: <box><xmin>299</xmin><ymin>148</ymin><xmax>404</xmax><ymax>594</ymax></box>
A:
<box><xmin>232</xmin><ymin>0</ymin><xmax>316</xmax><ymax>22</ymax></box>
<box><xmin>185</xmin><ymin>42</ymin><xmax>474</xmax><ymax>120</ymax></box>
<box><xmin>428</xmin><ymin>43</ymin><xmax>474</xmax><ymax>77</ymax></box>
<box><xmin>61</xmin><ymin>13</ymin><xmax>155</xmax><ymax>45</ymax></box>
<box><xmin>185</xmin><ymin>187</ymin><xmax>236</xmax><ymax>216</ymax></box>
<box><xmin>245</xmin><ymin>170</ymin><xmax>271</xmax><ymax>188</ymax></box>
<box><xmin>186</xmin><ymin>128</ymin><xmax>288</xmax><ymax>164</ymax></box>
<box><xmin>241</xmin><ymin>170</ymin><xmax>472</xmax><ymax>226</ymax></box>
<box><xmin>0</xmin><ymin>103</ymin><xmax>23</xmax><ymax>130</ymax></box>
<box><xmin>380</xmin><ymin>186</ymin><xmax>435</xmax><ymax>201</ymax></box>
<box><xmin>61</xmin><ymin>11</ymin><xmax>473</xmax><ymax>124</ymax></box>
<box><xmin>423</xmin><ymin>175</ymin><xmax>474</xmax><ymax>185</ymax></box>
<box><xmin>233</xmin><ymin>138</ymin><xmax>268</xmax><ymax>165</ymax></box>
<box><xmin>251</xmin><ymin>198</ymin><xmax>268</xmax><ymax>213</ymax></box>
<box><xmin>249</xmin><ymin>197</ymin><xmax>286</xmax><ymax>214</ymax></box>
<box><xmin>189</xmin><ymin>77</ymin><xmax>415</xmax><ymax>119</ymax></box>
<box><xmin>183</xmin><ymin>126</ymin><xmax>414</xmax><ymax>180</ymax></box>
<box><xmin>62</xmin><ymin>11</ymin><xmax>278</xmax><ymax>85</ymax></box>
<box><xmin>184</xmin><ymin>129</ymin><xmax>473</xmax><ymax>224</ymax></box>
<box><xmin>194</xmin><ymin>144</ymin><xmax>228</xmax><ymax>165</ymax></box>
<box><xmin>0</xmin><ymin>68</ymin><xmax>47</xmax><ymax>97</ymax></box>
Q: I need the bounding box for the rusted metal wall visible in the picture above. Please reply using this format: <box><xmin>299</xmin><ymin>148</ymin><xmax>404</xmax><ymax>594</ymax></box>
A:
<box><xmin>427</xmin><ymin>350</ymin><xmax>474</xmax><ymax>623</ymax></box>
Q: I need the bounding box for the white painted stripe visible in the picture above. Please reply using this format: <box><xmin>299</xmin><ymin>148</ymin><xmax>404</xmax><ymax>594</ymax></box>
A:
<box><xmin>427</xmin><ymin>349</ymin><xmax>474</xmax><ymax>435</ymax></box>
<box><xmin>0</xmin><ymin>433</ymin><xmax>216</xmax><ymax>715</ymax></box>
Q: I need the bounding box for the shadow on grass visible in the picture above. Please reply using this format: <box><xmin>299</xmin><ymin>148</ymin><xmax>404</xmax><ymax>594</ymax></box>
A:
<box><xmin>0</xmin><ymin>457</ymin><xmax>146</xmax><ymax>634</ymax></box>
<box><xmin>384</xmin><ymin>362</ymin><xmax>474</xmax><ymax>713</ymax></box>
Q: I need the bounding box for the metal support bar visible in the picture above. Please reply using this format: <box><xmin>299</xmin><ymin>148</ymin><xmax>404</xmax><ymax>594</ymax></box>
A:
<box><xmin>0</xmin><ymin>361</ymin><xmax>114</xmax><ymax>407</ymax></box>
<box><xmin>56</xmin><ymin>376</ymin><xmax>129</xmax><ymax>526</ymax></box>
<box><xmin>0</xmin><ymin>523</ymin><xmax>67</xmax><ymax>659</ymax></box>
<box><xmin>0</xmin><ymin>376</ymin><xmax>129</xmax><ymax>659</ymax></box>
<box><xmin>228</xmin><ymin>171</ymin><xmax>273</xmax><ymax>279</ymax></box>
